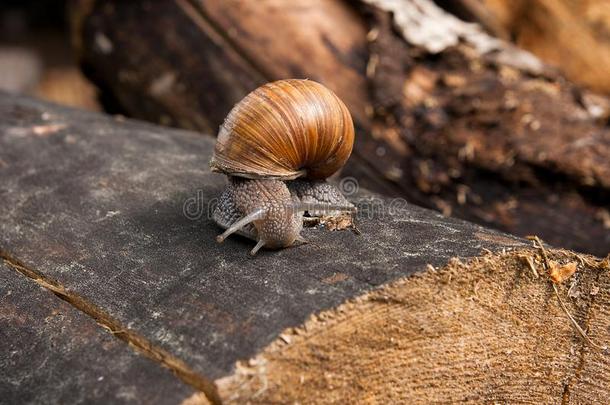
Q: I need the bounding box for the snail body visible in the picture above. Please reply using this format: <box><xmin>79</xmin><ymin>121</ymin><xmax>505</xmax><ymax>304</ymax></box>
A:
<box><xmin>211</xmin><ymin>79</ymin><xmax>356</xmax><ymax>255</ymax></box>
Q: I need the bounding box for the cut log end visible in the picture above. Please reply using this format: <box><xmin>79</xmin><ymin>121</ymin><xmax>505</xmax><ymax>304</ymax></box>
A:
<box><xmin>216</xmin><ymin>247</ymin><xmax>610</xmax><ymax>404</ymax></box>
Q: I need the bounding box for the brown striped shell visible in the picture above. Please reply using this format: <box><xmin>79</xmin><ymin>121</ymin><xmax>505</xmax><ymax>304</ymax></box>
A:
<box><xmin>210</xmin><ymin>79</ymin><xmax>354</xmax><ymax>180</ymax></box>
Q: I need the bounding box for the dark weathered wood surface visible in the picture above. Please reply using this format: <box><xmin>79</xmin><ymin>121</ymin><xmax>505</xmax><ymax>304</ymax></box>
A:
<box><xmin>71</xmin><ymin>0</ymin><xmax>610</xmax><ymax>256</ymax></box>
<box><xmin>0</xmin><ymin>93</ymin><xmax>525</xmax><ymax>400</ymax></box>
<box><xmin>0</xmin><ymin>262</ymin><xmax>195</xmax><ymax>404</ymax></box>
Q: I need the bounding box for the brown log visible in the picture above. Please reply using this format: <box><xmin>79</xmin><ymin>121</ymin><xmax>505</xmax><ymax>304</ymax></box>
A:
<box><xmin>70</xmin><ymin>0</ymin><xmax>610</xmax><ymax>256</ymax></box>
<box><xmin>2</xmin><ymin>91</ymin><xmax>610</xmax><ymax>404</ymax></box>
<box><xmin>363</xmin><ymin>5</ymin><xmax>610</xmax><ymax>256</ymax></box>
<box><xmin>217</xmin><ymin>249</ymin><xmax>610</xmax><ymax>404</ymax></box>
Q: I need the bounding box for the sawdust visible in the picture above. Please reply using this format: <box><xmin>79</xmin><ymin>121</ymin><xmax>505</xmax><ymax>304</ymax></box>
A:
<box><xmin>305</xmin><ymin>212</ymin><xmax>356</xmax><ymax>232</ymax></box>
<box><xmin>217</xmin><ymin>247</ymin><xmax>610</xmax><ymax>403</ymax></box>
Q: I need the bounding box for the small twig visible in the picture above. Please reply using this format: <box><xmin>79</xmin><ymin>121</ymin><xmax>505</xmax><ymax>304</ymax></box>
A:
<box><xmin>528</xmin><ymin>236</ymin><xmax>606</xmax><ymax>351</ymax></box>
<box><xmin>527</xmin><ymin>235</ymin><xmax>550</xmax><ymax>270</ymax></box>
<box><xmin>553</xmin><ymin>284</ymin><xmax>606</xmax><ymax>351</ymax></box>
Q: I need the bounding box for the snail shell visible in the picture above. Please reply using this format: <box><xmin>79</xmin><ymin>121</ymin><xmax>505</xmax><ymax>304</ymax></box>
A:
<box><xmin>210</xmin><ymin>79</ymin><xmax>354</xmax><ymax>180</ymax></box>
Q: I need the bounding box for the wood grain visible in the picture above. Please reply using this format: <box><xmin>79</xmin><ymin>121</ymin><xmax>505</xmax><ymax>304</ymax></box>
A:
<box><xmin>0</xmin><ymin>262</ymin><xmax>196</xmax><ymax>404</ymax></box>
<box><xmin>217</xmin><ymin>249</ymin><xmax>610</xmax><ymax>403</ymax></box>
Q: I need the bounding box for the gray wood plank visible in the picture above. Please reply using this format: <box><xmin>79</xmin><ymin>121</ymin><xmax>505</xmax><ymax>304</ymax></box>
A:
<box><xmin>0</xmin><ymin>262</ymin><xmax>195</xmax><ymax>404</ymax></box>
<box><xmin>0</xmin><ymin>93</ymin><xmax>525</xmax><ymax>381</ymax></box>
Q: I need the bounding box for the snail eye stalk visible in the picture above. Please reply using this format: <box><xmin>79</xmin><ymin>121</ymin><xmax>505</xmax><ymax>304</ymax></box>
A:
<box><xmin>216</xmin><ymin>208</ymin><xmax>266</xmax><ymax>243</ymax></box>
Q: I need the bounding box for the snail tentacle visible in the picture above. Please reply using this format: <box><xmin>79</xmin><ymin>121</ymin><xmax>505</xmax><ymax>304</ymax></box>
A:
<box><xmin>250</xmin><ymin>239</ymin><xmax>266</xmax><ymax>256</ymax></box>
<box><xmin>216</xmin><ymin>208</ymin><xmax>265</xmax><ymax>243</ymax></box>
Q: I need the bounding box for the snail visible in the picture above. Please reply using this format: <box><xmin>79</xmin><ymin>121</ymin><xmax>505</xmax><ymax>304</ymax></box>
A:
<box><xmin>210</xmin><ymin>79</ymin><xmax>357</xmax><ymax>255</ymax></box>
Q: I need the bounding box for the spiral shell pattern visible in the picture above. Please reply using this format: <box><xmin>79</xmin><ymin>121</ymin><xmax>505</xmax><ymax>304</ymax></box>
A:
<box><xmin>210</xmin><ymin>79</ymin><xmax>354</xmax><ymax>180</ymax></box>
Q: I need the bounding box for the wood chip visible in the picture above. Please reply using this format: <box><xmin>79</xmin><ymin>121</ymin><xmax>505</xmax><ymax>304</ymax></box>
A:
<box><xmin>548</xmin><ymin>261</ymin><xmax>578</xmax><ymax>284</ymax></box>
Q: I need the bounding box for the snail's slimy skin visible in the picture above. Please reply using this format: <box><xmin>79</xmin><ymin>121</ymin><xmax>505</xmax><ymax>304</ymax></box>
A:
<box><xmin>213</xmin><ymin>178</ymin><xmax>353</xmax><ymax>255</ymax></box>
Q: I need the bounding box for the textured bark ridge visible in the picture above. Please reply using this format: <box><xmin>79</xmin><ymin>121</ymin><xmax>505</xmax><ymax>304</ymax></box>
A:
<box><xmin>1</xmin><ymin>93</ymin><xmax>539</xmax><ymax>403</ymax></box>
<box><xmin>70</xmin><ymin>0</ymin><xmax>610</xmax><ymax>256</ymax></box>
<box><xmin>364</xmin><ymin>6</ymin><xmax>610</xmax><ymax>256</ymax></box>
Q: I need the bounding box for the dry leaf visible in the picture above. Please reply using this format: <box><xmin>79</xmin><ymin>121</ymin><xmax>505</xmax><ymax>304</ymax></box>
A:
<box><xmin>548</xmin><ymin>260</ymin><xmax>578</xmax><ymax>284</ymax></box>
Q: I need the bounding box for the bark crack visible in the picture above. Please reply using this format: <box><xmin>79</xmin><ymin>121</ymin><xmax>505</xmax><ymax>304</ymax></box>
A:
<box><xmin>0</xmin><ymin>249</ymin><xmax>221</xmax><ymax>405</ymax></box>
<box><xmin>563</xmin><ymin>266</ymin><xmax>605</xmax><ymax>404</ymax></box>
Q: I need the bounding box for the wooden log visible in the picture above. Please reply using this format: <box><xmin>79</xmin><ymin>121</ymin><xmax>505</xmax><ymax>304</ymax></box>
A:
<box><xmin>217</xmin><ymin>249</ymin><xmax>610</xmax><ymax>404</ymax></box>
<box><xmin>0</xmin><ymin>93</ymin><xmax>608</xmax><ymax>403</ymax></box>
<box><xmin>70</xmin><ymin>0</ymin><xmax>610</xmax><ymax>256</ymax></box>
<box><xmin>0</xmin><ymin>262</ymin><xmax>196</xmax><ymax>404</ymax></box>
<box><xmin>363</xmin><ymin>5</ymin><xmax>610</xmax><ymax>256</ymax></box>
